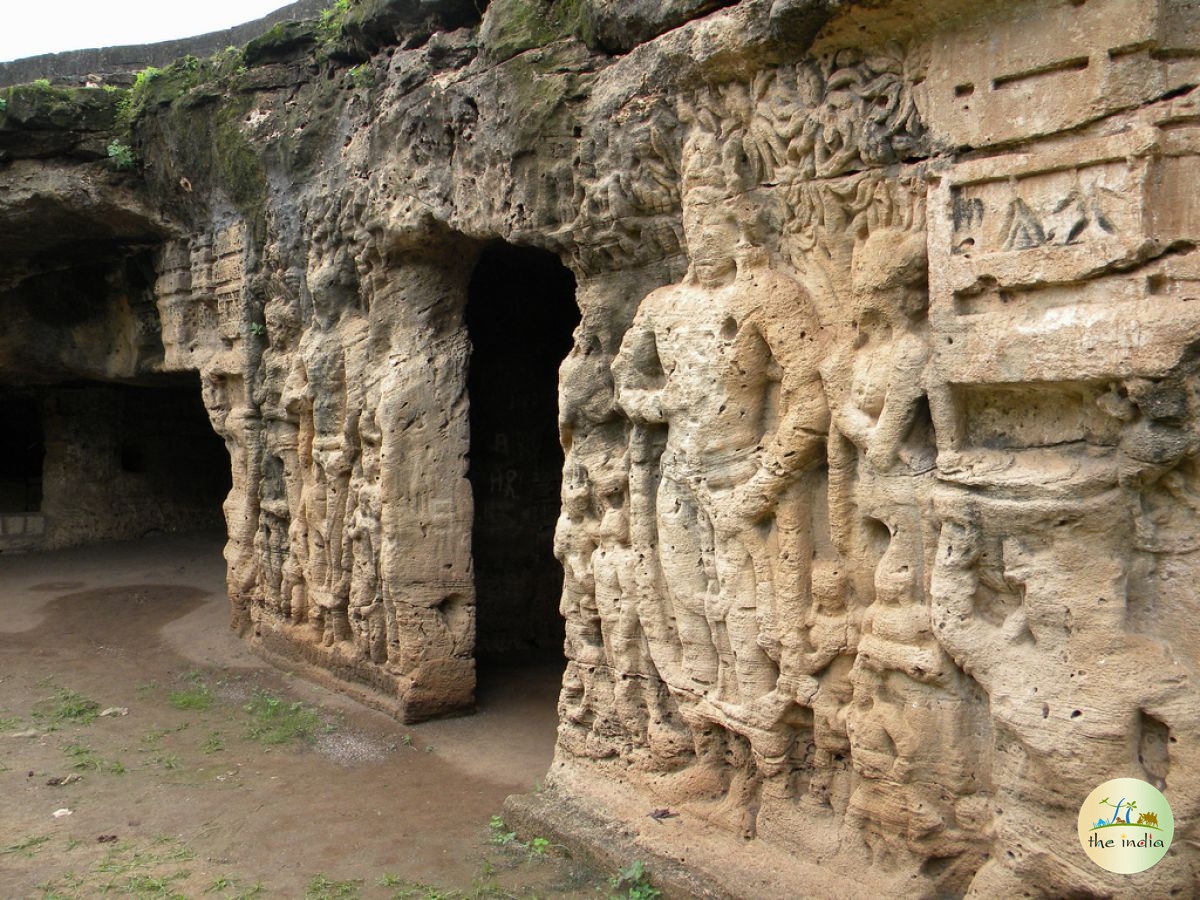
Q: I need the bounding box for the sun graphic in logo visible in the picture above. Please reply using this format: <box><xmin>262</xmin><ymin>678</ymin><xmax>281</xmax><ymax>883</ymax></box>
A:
<box><xmin>1078</xmin><ymin>778</ymin><xmax>1174</xmax><ymax>874</ymax></box>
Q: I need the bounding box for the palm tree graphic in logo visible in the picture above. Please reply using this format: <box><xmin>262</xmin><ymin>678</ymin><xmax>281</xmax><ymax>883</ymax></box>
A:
<box><xmin>1090</xmin><ymin>797</ymin><xmax>1163</xmax><ymax>832</ymax></box>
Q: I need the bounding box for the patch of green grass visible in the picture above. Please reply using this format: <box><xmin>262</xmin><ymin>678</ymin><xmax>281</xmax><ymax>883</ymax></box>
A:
<box><xmin>152</xmin><ymin>752</ymin><xmax>181</xmax><ymax>770</ymax></box>
<box><xmin>1</xmin><ymin>834</ymin><xmax>51</xmax><ymax>857</ymax></box>
<box><xmin>152</xmin><ymin>837</ymin><xmax>196</xmax><ymax>863</ymax></box>
<box><xmin>205</xmin><ymin>875</ymin><xmax>239</xmax><ymax>894</ymax></box>
<box><xmin>65</xmin><ymin>743</ymin><xmax>125</xmax><ymax>774</ymax></box>
<box><xmin>0</xmin><ymin>713</ymin><xmax>22</xmax><ymax>730</ymax></box>
<box><xmin>243</xmin><ymin>690</ymin><xmax>325</xmax><ymax>746</ymax></box>
<box><xmin>38</xmin><ymin>870</ymin><xmax>86</xmax><ymax>899</ymax></box>
<box><xmin>140</xmin><ymin>723</ymin><xmax>189</xmax><ymax>750</ymax></box>
<box><xmin>388</xmin><ymin>884</ymin><xmax>460</xmax><ymax>900</ymax></box>
<box><xmin>116</xmin><ymin>871</ymin><xmax>189</xmax><ymax>899</ymax></box>
<box><xmin>169</xmin><ymin>674</ymin><xmax>214</xmax><ymax>710</ymax></box>
<box><xmin>305</xmin><ymin>873</ymin><xmax>361</xmax><ymax>899</ymax></box>
<box><xmin>97</xmin><ymin>843</ymin><xmax>154</xmax><ymax>875</ymax></box>
<box><xmin>319</xmin><ymin>0</ymin><xmax>353</xmax><ymax>39</ymax></box>
<box><xmin>33</xmin><ymin>686</ymin><xmax>101</xmax><ymax>727</ymax></box>
<box><xmin>38</xmin><ymin>838</ymin><xmax>208</xmax><ymax>899</ymax></box>
<box><xmin>529</xmin><ymin>836</ymin><xmax>551</xmax><ymax>858</ymax></box>
<box><xmin>201</xmin><ymin>875</ymin><xmax>266</xmax><ymax>898</ymax></box>
<box><xmin>96</xmin><ymin>837</ymin><xmax>193</xmax><ymax>875</ymax></box>
<box><xmin>201</xmin><ymin>731</ymin><xmax>225</xmax><ymax>754</ymax></box>
<box><xmin>347</xmin><ymin>63</ymin><xmax>372</xmax><ymax>88</ymax></box>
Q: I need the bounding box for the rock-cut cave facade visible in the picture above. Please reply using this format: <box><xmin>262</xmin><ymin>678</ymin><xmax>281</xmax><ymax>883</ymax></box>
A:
<box><xmin>2</xmin><ymin>0</ymin><xmax>1200</xmax><ymax>894</ymax></box>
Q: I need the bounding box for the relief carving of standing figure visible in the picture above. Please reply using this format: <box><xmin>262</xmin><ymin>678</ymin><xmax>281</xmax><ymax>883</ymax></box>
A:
<box><xmin>611</xmin><ymin>188</ymin><xmax>828</xmax><ymax>755</ymax></box>
<box><xmin>822</xmin><ymin>227</ymin><xmax>935</xmax><ymax>585</ymax></box>
<box><xmin>819</xmin><ymin>228</ymin><xmax>988</xmax><ymax>866</ymax></box>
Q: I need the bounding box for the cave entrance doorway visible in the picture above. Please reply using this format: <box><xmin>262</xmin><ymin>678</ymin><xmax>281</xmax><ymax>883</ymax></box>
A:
<box><xmin>466</xmin><ymin>242</ymin><xmax>579</xmax><ymax>681</ymax></box>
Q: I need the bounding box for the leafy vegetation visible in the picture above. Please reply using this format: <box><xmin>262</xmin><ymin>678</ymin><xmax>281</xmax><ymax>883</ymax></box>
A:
<box><xmin>319</xmin><ymin>0</ymin><xmax>353</xmax><ymax>38</ymax></box>
<box><xmin>107</xmin><ymin>139</ymin><xmax>136</xmax><ymax>170</ymax></box>
<box><xmin>488</xmin><ymin>815</ymin><xmax>517</xmax><ymax>846</ymax></box>
<box><xmin>609</xmin><ymin>860</ymin><xmax>661</xmax><ymax>900</ymax></box>
<box><xmin>348</xmin><ymin>63</ymin><xmax>372</xmax><ymax>89</ymax></box>
<box><xmin>151</xmin><ymin>751</ymin><xmax>181</xmax><ymax>770</ymax></box>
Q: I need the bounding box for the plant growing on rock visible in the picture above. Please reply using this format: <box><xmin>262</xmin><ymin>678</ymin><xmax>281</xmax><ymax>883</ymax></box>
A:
<box><xmin>319</xmin><ymin>0</ymin><xmax>353</xmax><ymax>40</ymax></box>
<box><xmin>609</xmin><ymin>860</ymin><xmax>660</xmax><ymax>900</ymax></box>
<box><xmin>488</xmin><ymin>815</ymin><xmax>516</xmax><ymax>845</ymax></box>
<box><xmin>106</xmin><ymin>139</ymin><xmax>135</xmax><ymax>170</ymax></box>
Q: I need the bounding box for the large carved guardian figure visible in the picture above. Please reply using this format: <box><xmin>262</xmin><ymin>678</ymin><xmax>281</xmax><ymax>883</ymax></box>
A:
<box><xmin>611</xmin><ymin>186</ymin><xmax>828</xmax><ymax>767</ymax></box>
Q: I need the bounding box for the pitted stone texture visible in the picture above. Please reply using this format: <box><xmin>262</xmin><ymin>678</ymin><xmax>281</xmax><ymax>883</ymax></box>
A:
<box><xmin>3</xmin><ymin>0</ymin><xmax>1200</xmax><ymax>895</ymax></box>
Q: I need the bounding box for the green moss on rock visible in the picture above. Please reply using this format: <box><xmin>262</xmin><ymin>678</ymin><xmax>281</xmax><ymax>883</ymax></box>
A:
<box><xmin>2</xmin><ymin>82</ymin><xmax>119</xmax><ymax>132</ymax></box>
<box><xmin>480</xmin><ymin>0</ymin><xmax>596</xmax><ymax>62</ymax></box>
<box><xmin>244</xmin><ymin>20</ymin><xmax>320</xmax><ymax>66</ymax></box>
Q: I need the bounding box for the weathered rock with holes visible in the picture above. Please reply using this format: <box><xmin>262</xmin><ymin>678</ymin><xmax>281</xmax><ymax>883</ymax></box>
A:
<box><xmin>3</xmin><ymin>0</ymin><xmax>1200</xmax><ymax>894</ymax></box>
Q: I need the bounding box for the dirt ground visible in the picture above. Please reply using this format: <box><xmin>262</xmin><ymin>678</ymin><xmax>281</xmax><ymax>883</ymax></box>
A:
<box><xmin>0</xmin><ymin>533</ymin><xmax>610</xmax><ymax>899</ymax></box>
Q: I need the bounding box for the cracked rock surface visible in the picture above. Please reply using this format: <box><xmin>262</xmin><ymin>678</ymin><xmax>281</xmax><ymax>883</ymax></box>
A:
<box><xmin>3</xmin><ymin>0</ymin><xmax>1200</xmax><ymax>894</ymax></box>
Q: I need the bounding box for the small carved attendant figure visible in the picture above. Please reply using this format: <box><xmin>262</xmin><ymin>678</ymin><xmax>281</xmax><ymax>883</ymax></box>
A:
<box><xmin>554</xmin><ymin>464</ymin><xmax>604</xmax><ymax>667</ymax></box>
<box><xmin>823</xmin><ymin>227</ymin><xmax>936</xmax><ymax>583</ymax></box>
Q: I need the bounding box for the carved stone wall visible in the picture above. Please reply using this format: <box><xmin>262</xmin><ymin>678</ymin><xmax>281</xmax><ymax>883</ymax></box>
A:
<box><xmin>3</xmin><ymin>0</ymin><xmax>1200</xmax><ymax>894</ymax></box>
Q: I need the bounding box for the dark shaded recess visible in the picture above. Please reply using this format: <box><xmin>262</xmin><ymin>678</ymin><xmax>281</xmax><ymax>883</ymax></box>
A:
<box><xmin>585</xmin><ymin>0</ymin><xmax>740</xmax><ymax>54</ymax></box>
<box><xmin>467</xmin><ymin>242</ymin><xmax>578</xmax><ymax>657</ymax></box>
<box><xmin>0</xmin><ymin>197</ymin><xmax>163</xmax><ymax>269</ymax></box>
<box><xmin>18</xmin><ymin>259</ymin><xmax>130</xmax><ymax>329</ymax></box>
<box><xmin>107</xmin><ymin>376</ymin><xmax>232</xmax><ymax>510</ymax></box>
<box><xmin>577</xmin><ymin>0</ymin><xmax>838</xmax><ymax>56</ymax></box>
<box><xmin>2</xmin><ymin>375</ymin><xmax>230</xmax><ymax>526</ymax></box>
<box><xmin>0</xmin><ymin>246</ymin><xmax>164</xmax><ymax>382</ymax></box>
<box><xmin>338</xmin><ymin>0</ymin><xmax>488</xmax><ymax>58</ymax></box>
<box><xmin>0</xmin><ymin>390</ymin><xmax>44</xmax><ymax>513</ymax></box>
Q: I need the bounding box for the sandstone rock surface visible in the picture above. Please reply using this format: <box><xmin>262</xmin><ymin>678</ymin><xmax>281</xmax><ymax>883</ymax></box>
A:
<box><xmin>3</xmin><ymin>0</ymin><xmax>1200</xmax><ymax>894</ymax></box>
